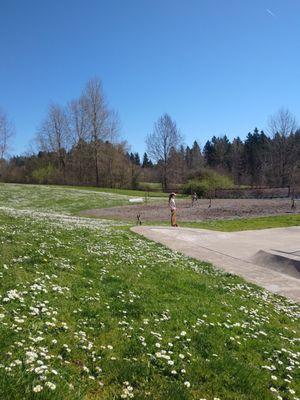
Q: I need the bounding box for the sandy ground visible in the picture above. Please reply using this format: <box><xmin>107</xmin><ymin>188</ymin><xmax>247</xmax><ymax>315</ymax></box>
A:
<box><xmin>80</xmin><ymin>197</ymin><xmax>299</xmax><ymax>222</ymax></box>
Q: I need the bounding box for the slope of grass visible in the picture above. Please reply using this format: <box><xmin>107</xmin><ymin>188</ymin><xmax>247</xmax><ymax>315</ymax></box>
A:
<box><xmin>0</xmin><ymin>183</ymin><xmax>187</xmax><ymax>215</ymax></box>
<box><xmin>62</xmin><ymin>184</ymin><xmax>168</xmax><ymax>198</ymax></box>
<box><xmin>0</xmin><ymin>183</ymin><xmax>140</xmax><ymax>214</ymax></box>
<box><xmin>0</xmin><ymin>185</ymin><xmax>299</xmax><ymax>399</ymax></box>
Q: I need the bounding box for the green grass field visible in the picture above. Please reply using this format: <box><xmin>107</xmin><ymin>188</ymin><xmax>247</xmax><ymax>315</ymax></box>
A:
<box><xmin>146</xmin><ymin>214</ymin><xmax>300</xmax><ymax>232</ymax></box>
<box><xmin>0</xmin><ymin>184</ymin><xmax>299</xmax><ymax>399</ymax></box>
<box><xmin>61</xmin><ymin>184</ymin><xmax>168</xmax><ymax>198</ymax></box>
<box><xmin>0</xmin><ymin>183</ymin><xmax>132</xmax><ymax>213</ymax></box>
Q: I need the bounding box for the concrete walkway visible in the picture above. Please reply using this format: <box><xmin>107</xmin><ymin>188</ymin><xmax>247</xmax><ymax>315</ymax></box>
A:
<box><xmin>131</xmin><ymin>226</ymin><xmax>300</xmax><ymax>303</ymax></box>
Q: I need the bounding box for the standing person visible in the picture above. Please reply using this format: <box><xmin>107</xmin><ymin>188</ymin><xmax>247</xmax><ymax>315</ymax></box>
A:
<box><xmin>168</xmin><ymin>192</ymin><xmax>178</xmax><ymax>227</ymax></box>
<box><xmin>191</xmin><ymin>192</ymin><xmax>198</xmax><ymax>206</ymax></box>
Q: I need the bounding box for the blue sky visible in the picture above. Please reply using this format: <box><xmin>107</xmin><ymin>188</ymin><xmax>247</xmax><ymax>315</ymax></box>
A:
<box><xmin>1</xmin><ymin>0</ymin><xmax>300</xmax><ymax>156</ymax></box>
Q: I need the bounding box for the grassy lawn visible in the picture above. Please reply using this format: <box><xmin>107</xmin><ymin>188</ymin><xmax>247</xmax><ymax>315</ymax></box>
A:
<box><xmin>145</xmin><ymin>214</ymin><xmax>300</xmax><ymax>232</ymax></box>
<box><xmin>61</xmin><ymin>184</ymin><xmax>169</xmax><ymax>198</ymax></box>
<box><xmin>0</xmin><ymin>183</ymin><xmax>131</xmax><ymax>214</ymax></box>
<box><xmin>0</xmin><ymin>183</ymin><xmax>187</xmax><ymax>215</ymax></box>
<box><xmin>0</xmin><ymin>184</ymin><xmax>299</xmax><ymax>399</ymax></box>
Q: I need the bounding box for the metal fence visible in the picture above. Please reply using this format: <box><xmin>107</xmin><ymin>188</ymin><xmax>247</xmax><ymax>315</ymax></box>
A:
<box><xmin>214</xmin><ymin>187</ymin><xmax>293</xmax><ymax>199</ymax></box>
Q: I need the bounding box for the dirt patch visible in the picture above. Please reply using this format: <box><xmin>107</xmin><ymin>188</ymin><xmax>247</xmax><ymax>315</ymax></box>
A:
<box><xmin>80</xmin><ymin>198</ymin><xmax>299</xmax><ymax>223</ymax></box>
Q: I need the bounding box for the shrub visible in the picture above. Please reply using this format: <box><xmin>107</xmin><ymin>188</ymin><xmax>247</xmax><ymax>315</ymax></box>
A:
<box><xmin>31</xmin><ymin>164</ymin><xmax>56</xmax><ymax>184</ymax></box>
<box><xmin>182</xmin><ymin>170</ymin><xmax>234</xmax><ymax>197</ymax></box>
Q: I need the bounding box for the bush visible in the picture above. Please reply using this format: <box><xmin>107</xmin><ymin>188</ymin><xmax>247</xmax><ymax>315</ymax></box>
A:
<box><xmin>32</xmin><ymin>164</ymin><xmax>56</xmax><ymax>184</ymax></box>
<box><xmin>182</xmin><ymin>170</ymin><xmax>234</xmax><ymax>197</ymax></box>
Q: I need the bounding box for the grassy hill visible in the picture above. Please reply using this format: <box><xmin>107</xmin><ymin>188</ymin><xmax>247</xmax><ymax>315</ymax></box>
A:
<box><xmin>0</xmin><ymin>183</ymin><xmax>169</xmax><ymax>214</ymax></box>
<box><xmin>0</xmin><ymin>184</ymin><xmax>299</xmax><ymax>399</ymax></box>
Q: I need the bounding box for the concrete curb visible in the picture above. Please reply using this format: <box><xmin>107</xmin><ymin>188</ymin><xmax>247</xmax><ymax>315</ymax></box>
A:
<box><xmin>131</xmin><ymin>226</ymin><xmax>300</xmax><ymax>304</ymax></box>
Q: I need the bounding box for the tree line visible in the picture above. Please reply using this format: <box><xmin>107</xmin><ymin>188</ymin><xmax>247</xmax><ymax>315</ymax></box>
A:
<box><xmin>1</xmin><ymin>77</ymin><xmax>300</xmax><ymax>190</ymax></box>
<box><xmin>144</xmin><ymin>109</ymin><xmax>300</xmax><ymax>190</ymax></box>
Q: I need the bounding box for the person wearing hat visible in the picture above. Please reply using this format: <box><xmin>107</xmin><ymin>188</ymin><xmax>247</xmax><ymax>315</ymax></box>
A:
<box><xmin>168</xmin><ymin>192</ymin><xmax>178</xmax><ymax>227</ymax></box>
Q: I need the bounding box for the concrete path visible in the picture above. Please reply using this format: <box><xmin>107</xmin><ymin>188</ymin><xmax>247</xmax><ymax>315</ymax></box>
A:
<box><xmin>131</xmin><ymin>226</ymin><xmax>300</xmax><ymax>303</ymax></box>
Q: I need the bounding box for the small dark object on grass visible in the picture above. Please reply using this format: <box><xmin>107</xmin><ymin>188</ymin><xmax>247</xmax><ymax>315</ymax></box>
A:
<box><xmin>291</xmin><ymin>197</ymin><xmax>296</xmax><ymax>210</ymax></box>
<box><xmin>136</xmin><ymin>214</ymin><xmax>142</xmax><ymax>225</ymax></box>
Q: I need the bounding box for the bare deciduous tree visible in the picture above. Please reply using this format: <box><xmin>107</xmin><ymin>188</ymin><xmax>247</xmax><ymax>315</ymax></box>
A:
<box><xmin>36</xmin><ymin>103</ymin><xmax>70</xmax><ymax>180</ymax></box>
<box><xmin>68</xmin><ymin>96</ymin><xmax>89</xmax><ymax>144</ymax></box>
<box><xmin>0</xmin><ymin>108</ymin><xmax>15</xmax><ymax>159</ymax></box>
<box><xmin>146</xmin><ymin>113</ymin><xmax>183</xmax><ymax>189</ymax></box>
<box><xmin>83</xmin><ymin>77</ymin><xmax>119</xmax><ymax>185</ymax></box>
<box><xmin>268</xmin><ymin>108</ymin><xmax>299</xmax><ymax>186</ymax></box>
<box><xmin>269</xmin><ymin>108</ymin><xmax>298</xmax><ymax>137</ymax></box>
<box><xmin>67</xmin><ymin>97</ymin><xmax>90</xmax><ymax>182</ymax></box>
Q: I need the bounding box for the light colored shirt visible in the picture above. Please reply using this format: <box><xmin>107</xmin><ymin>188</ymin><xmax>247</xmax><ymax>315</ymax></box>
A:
<box><xmin>169</xmin><ymin>198</ymin><xmax>176</xmax><ymax>211</ymax></box>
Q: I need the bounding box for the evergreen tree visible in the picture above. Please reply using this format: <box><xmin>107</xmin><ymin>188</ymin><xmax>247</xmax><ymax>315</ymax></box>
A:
<box><xmin>203</xmin><ymin>139</ymin><xmax>215</xmax><ymax>166</ymax></box>
<box><xmin>190</xmin><ymin>140</ymin><xmax>203</xmax><ymax>169</ymax></box>
<box><xmin>231</xmin><ymin>137</ymin><xmax>245</xmax><ymax>185</ymax></box>
<box><xmin>142</xmin><ymin>152</ymin><xmax>152</xmax><ymax>168</ymax></box>
<box><xmin>204</xmin><ymin>136</ymin><xmax>231</xmax><ymax>170</ymax></box>
<box><xmin>129</xmin><ymin>152</ymin><xmax>135</xmax><ymax>163</ymax></box>
<box><xmin>185</xmin><ymin>146</ymin><xmax>192</xmax><ymax>169</ymax></box>
<box><xmin>244</xmin><ymin>128</ymin><xmax>270</xmax><ymax>186</ymax></box>
<box><xmin>134</xmin><ymin>152</ymin><xmax>141</xmax><ymax>166</ymax></box>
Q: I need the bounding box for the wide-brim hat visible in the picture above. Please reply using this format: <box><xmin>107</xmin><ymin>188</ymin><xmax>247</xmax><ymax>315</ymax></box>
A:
<box><xmin>170</xmin><ymin>192</ymin><xmax>176</xmax><ymax>196</ymax></box>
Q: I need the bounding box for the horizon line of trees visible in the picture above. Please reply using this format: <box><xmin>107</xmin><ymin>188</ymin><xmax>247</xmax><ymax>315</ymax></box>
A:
<box><xmin>1</xmin><ymin>77</ymin><xmax>300</xmax><ymax>190</ymax></box>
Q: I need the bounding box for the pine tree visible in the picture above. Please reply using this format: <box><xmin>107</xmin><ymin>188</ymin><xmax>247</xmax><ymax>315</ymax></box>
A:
<box><xmin>203</xmin><ymin>139</ymin><xmax>215</xmax><ymax>166</ymax></box>
<box><xmin>190</xmin><ymin>140</ymin><xmax>203</xmax><ymax>169</ymax></box>
<box><xmin>129</xmin><ymin>152</ymin><xmax>135</xmax><ymax>163</ymax></box>
<box><xmin>134</xmin><ymin>152</ymin><xmax>141</xmax><ymax>166</ymax></box>
<box><xmin>142</xmin><ymin>152</ymin><xmax>152</xmax><ymax>168</ymax></box>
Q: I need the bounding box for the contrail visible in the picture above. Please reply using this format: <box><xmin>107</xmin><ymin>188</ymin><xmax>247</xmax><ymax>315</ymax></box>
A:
<box><xmin>266</xmin><ymin>8</ymin><xmax>276</xmax><ymax>18</ymax></box>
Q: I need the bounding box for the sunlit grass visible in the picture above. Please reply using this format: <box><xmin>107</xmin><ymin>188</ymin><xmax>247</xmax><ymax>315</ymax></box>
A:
<box><xmin>62</xmin><ymin>184</ymin><xmax>168</xmax><ymax>198</ymax></box>
<box><xmin>149</xmin><ymin>214</ymin><xmax>300</xmax><ymax>231</ymax></box>
<box><xmin>0</xmin><ymin>184</ymin><xmax>299</xmax><ymax>399</ymax></box>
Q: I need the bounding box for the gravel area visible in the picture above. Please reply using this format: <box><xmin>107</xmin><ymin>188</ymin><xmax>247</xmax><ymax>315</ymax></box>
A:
<box><xmin>80</xmin><ymin>197</ymin><xmax>299</xmax><ymax>222</ymax></box>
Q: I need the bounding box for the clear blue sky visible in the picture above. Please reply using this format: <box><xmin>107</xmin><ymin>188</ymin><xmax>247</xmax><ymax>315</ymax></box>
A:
<box><xmin>1</xmin><ymin>0</ymin><xmax>300</xmax><ymax>156</ymax></box>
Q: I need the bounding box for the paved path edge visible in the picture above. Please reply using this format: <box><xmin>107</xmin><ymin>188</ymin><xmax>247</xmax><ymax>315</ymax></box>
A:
<box><xmin>131</xmin><ymin>226</ymin><xmax>300</xmax><ymax>304</ymax></box>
